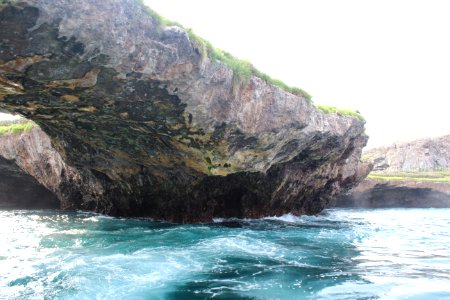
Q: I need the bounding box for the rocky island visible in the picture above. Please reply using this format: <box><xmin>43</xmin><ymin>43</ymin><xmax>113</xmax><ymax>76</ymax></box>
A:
<box><xmin>0</xmin><ymin>0</ymin><xmax>370</xmax><ymax>222</ymax></box>
<box><xmin>335</xmin><ymin>135</ymin><xmax>450</xmax><ymax>208</ymax></box>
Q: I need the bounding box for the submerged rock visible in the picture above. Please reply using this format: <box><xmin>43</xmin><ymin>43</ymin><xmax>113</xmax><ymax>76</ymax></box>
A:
<box><xmin>0</xmin><ymin>0</ymin><xmax>370</xmax><ymax>222</ymax></box>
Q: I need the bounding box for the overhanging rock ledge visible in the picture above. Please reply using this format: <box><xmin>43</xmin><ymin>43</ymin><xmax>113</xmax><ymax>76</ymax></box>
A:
<box><xmin>0</xmin><ymin>0</ymin><xmax>371</xmax><ymax>222</ymax></box>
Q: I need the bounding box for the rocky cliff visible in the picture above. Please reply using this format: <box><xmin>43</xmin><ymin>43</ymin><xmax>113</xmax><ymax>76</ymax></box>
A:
<box><xmin>0</xmin><ymin>154</ymin><xmax>59</xmax><ymax>208</ymax></box>
<box><xmin>0</xmin><ymin>0</ymin><xmax>370</xmax><ymax>222</ymax></box>
<box><xmin>335</xmin><ymin>135</ymin><xmax>450</xmax><ymax>208</ymax></box>
<box><xmin>0</xmin><ymin>126</ymin><xmax>99</xmax><ymax>209</ymax></box>
<box><xmin>364</xmin><ymin>135</ymin><xmax>450</xmax><ymax>172</ymax></box>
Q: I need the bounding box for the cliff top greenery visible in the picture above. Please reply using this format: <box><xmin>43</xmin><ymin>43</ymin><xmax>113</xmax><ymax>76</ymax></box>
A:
<box><xmin>0</xmin><ymin>119</ymin><xmax>35</xmax><ymax>135</ymax></box>
<box><xmin>135</xmin><ymin>0</ymin><xmax>312</xmax><ymax>102</ymax></box>
<box><xmin>368</xmin><ymin>170</ymin><xmax>450</xmax><ymax>183</ymax></box>
<box><xmin>316</xmin><ymin>105</ymin><xmax>365</xmax><ymax>122</ymax></box>
<box><xmin>136</xmin><ymin>1</ymin><xmax>366</xmax><ymax>122</ymax></box>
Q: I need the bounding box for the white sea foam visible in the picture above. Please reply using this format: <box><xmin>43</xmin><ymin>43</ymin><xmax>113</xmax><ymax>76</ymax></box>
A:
<box><xmin>213</xmin><ymin>212</ymin><xmax>324</xmax><ymax>224</ymax></box>
<box><xmin>263</xmin><ymin>213</ymin><xmax>302</xmax><ymax>223</ymax></box>
<box><xmin>1</xmin><ymin>208</ymin><xmax>450</xmax><ymax>299</ymax></box>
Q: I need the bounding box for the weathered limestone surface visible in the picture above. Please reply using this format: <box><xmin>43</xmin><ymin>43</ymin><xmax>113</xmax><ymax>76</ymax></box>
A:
<box><xmin>0</xmin><ymin>0</ymin><xmax>370</xmax><ymax>222</ymax></box>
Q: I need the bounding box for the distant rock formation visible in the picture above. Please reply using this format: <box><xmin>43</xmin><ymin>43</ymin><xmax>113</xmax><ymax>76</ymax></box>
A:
<box><xmin>335</xmin><ymin>135</ymin><xmax>450</xmax><ymax>208</ymax></box>
<box><xmin>0</xmin><ymin>127</ymin><xmax>97</xmax><ymax>209</ymax></box>
<box><xmin>0</xmin><ymin>155</ymin><xmax>59</xmax><ymax>208</ymax></box>
<box><xmin>364</xmin><ymin>135</ymin><xmax>450</xmax><ymax>172</ymax></box>
<box><xmin>0</xmin><ymin>0</ymin><xmax>370</xmax><ymax>222</ymax></box>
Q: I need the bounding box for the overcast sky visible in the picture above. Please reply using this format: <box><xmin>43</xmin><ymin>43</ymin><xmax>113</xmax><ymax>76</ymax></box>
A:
<box><xmin>2</xmin><ymin>0</ymin><xmax>449</xmax><ymax>148</ymax></box>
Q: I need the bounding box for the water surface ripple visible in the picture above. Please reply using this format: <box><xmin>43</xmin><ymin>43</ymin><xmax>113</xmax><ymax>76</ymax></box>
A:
<box><xmin>1</xmin><ymin>208</ymin><xmax>449</xmax><ymax>299</ymax></box>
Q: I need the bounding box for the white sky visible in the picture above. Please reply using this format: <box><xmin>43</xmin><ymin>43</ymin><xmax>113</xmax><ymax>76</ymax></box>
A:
<box><xmin>0</xmin><ymin>113</ymin><xmax>20</xmax><ymax>121</ymax></box>
<box><xmin>2</xmin><ymin>1</ymin><xmax>450</xmax><ymax>149</ymax></box>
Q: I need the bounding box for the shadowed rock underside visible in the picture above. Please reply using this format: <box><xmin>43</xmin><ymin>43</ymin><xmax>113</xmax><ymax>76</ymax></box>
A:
<box><xmin>0</xmin><ymin>0</ymin><xmax>370</xmax><ymax>222</ymax></box>
<box><xmin>0</xmin><ymin>155</ymin><xmax>59</xmax><ymax>208</ymax></box>
<box><xmin>334</xmin><ymin>179</ymin><xmax>450</xmax><ymax>208</ymax></box>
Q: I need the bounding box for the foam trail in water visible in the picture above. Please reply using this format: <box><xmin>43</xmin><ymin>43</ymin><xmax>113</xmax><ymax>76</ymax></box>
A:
<box><xmin>1</xmin><ymin>209</ymin><xmax>449</xmax><ymax>299</ymax></box>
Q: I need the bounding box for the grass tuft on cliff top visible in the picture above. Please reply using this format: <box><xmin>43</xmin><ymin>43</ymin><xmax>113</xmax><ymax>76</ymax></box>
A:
<box><xmin>135</xmin><ymin>0</ymin><xmax>312</xmax><ymax>103</ymax></box>
<box><xmin>368</xmin><ymin>170</ymin><xmax>450</xmax><ymax>182</ymax></box>
<box><xmin>316</xmin><ymin>105</ymin><xmax>365</xmax><ymax>122</ymax></box>
<box><xmin>0</xmin><ymin>119</ymin><xmax>35</xmax><ymax>135</ymax></box>
<box><xmin>136</xmin><ymin>1</ymin><xmax>367</xmax><ymax>121</ymax></box>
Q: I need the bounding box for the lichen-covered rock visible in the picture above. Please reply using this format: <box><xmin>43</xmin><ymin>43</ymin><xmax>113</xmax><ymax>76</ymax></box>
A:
<box><xmin>0</xmin><ymin>0</ymin><xmax>370</xmax><ymax>222</ymax></box>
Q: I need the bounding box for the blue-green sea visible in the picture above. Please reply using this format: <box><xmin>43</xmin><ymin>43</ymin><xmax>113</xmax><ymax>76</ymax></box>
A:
<box><xmin>1</xmin><ymin>208</ymin><xmax>449</xmax><ymax>299</ymax></box>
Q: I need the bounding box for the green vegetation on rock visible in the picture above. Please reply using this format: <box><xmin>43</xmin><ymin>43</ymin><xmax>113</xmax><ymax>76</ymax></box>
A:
<box><xmin>135</xmin><ymin>0</ymin><xmax>312</xmax><ymax>102</ymax></box>
<box><xmin>316</xmin><ymin>105</ymin><xmax>365</xmax><ymax>122</ymax></box>
<box><xmin>135</xmin><ymin>1</ymin><xmax>368</xmax><ymax>120</ymax></box>
<box><xmin>136</xmin><ymin>0</ymin><xmax>183</xmax><ymax>28</ymax></box>
<box><xmin>0</xmin><ymin>119</ymin><xmax>35</xmax><ymax>135</ymax></box>
<box><xmin>368</xmin><ymin>170</ymin><xmax>450</xmax><ymax>182</ymax></box>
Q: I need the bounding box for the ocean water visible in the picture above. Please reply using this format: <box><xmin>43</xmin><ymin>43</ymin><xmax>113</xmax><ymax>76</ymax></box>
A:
<box><xmin>0</xmin><ymin>208</ymin><xmax>449</xmax><ymax>300</ymax></box>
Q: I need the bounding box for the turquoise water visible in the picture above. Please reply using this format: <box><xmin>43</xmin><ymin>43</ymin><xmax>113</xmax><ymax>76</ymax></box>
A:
<box><xmin>1</xmin><ymin>209</ymin><xmax>449</xmax><ymax>299</ymax></box>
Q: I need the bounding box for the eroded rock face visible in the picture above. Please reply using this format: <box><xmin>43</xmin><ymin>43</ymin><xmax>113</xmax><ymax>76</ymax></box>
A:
<box><xmin>0</xmin><ymin>127</ymin><xmax>101</xmax><ymax>210</ymax></box>
<box><xmin>0</xmin><ymin>0</ymin><xmax>370</xmax><ymax>222</ymax></box>
<box><xmin>364</xmin><ymin>135</ymin><xmax>450</xmax><ymax>172</ymax></box>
